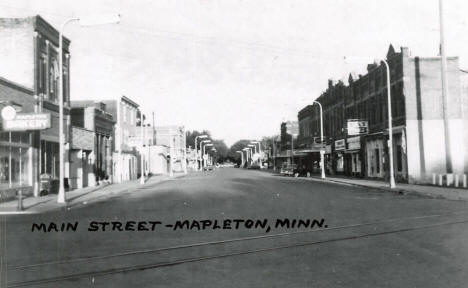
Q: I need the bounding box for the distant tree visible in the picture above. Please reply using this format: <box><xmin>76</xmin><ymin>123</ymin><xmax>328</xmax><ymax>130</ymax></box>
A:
<box><xmin>185</xmin><ymin>130</ymin><xmax>211</xmax><ymax>149</ymax></box>
<box><xmin>211</xmin><ymin>139</ymin><xmax>229</xmax><ymax>163</ymax></box>
<box><xmin>228</xmin><ymin>139</ymin><xmax>253</xmax><ymax>164</ymax></box>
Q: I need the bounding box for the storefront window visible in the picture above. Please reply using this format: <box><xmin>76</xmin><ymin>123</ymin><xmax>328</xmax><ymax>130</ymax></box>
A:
<box><xmin>40</xmin><ymin>140</ymin><xmax>59</xmax><ymax>179</ymax></box>
<box><xmin>0</xmin><ymin>132</ymin><xmax>31</xmax><ymax>189</ymax></box>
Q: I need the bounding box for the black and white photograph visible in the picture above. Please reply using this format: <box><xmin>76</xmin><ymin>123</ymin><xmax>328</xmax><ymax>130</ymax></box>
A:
<box><xmin>1</xmin><ymin>0</ymin><xmax>468</xmax><ymax>287</ymax></box>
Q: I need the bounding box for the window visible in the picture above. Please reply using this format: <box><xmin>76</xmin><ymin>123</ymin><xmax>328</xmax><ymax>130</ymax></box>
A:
<box><xmin>49</xmin><ymin>60</ymin><xmax>59</xmax><ymax>102</ymax></box>
<box><xmin>39</xmin><ymin>56</ymin><xmax>47</xmax><ymax>95</ymax></box>
<box><xmin>375</xmin><ymin>148</ymin><xmax>380</xmax><ymax>174</ymax></box>
<box><xmin>396</xmin><ymin>145</ymin><xmax>403</xmax><ymax>172</ymax></box>
<box><xmin>122</xmin><ymin>105</ymin><xmax>127</xmax><ymax>123</ymax></box>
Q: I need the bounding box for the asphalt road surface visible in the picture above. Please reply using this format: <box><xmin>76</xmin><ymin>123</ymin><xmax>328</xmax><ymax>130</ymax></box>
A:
<box><xmin>2</xmin><ymin>168</ymin><xmax>468</xmax><ymax>287</ymax></box>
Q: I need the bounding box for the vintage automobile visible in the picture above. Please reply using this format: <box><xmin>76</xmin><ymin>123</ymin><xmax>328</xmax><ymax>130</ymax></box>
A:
<box><xmin>280</xmin><ymin>164</ymin><xmax>297</xmax><ymax>176</ymax></box>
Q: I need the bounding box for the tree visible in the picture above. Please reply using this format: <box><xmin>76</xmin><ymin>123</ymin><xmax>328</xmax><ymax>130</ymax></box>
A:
<box><xmin>228</xmin><ymin>139</ymin><xmax>253</xmax><ymax>164</ymax></box>
<box><xmin>185</xmin><ymin>130</ymin><xmax>211</xmax><ymax>149</ymax></box>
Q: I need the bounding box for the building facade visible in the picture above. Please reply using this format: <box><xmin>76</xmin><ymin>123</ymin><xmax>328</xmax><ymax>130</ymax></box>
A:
<box><xmin>103</xmin><ymin>96</ymin><xmax>140</xmax><ymax>183</ymax></box>
<box><xmin>297</xmin><ymin>45</ymin><xmax>467</xmax><ymax>184</ymax></box>
<box><xmin>155</xmin><ymin>126</ymin><xmax>187</xmax><ymax>173</ymax></box>
<box><xmin>70</xmin><ymin>101</ymin><xmax>115</xmax><ymax>187</ymax></box>
<box><xmin>0</xmin><ymin>79</ymin><xmax>34</xmax><ymax>201</ymax></box>
<box><xmin>0</xmin><ymin>16</ymin><xmax>71</xmax><ymax>196</ymax></box>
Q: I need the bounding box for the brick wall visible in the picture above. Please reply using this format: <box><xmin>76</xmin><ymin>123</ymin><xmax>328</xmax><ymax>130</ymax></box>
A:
<box><xmin>71</xmin><ymin>126</ymin><xmax>94</xmax><ymax>151</ymax></box>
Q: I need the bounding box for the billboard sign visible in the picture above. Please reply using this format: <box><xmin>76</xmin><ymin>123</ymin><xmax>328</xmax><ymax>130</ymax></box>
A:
<box><xmin>347</xmin><ymin>120</ymin><xmax>368</xmax><ymax>136</ymax></box>
<box><xmin>2</xmin><ymin>113</ymin><xmax>51</xmax><ymax>131</ymax></box>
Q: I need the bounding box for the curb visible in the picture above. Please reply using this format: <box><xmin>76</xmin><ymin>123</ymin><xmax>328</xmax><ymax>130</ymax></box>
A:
<box><xmin>308</xmin><ymin>177</ymin><xmax>467</xmax><ymax>201</ymax></box>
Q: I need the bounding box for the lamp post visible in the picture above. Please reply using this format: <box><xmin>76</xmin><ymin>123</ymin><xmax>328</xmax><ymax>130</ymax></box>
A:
<box><xmin>312</xmin><ymin>101</ymin><xmax>325</xmax><ymax>179</ymax></box>
<box><xmin>200</xmin><ymin>140</ymin><xmax>211</xmax><ymax>170</ymax></box>
<box><xmin>242</xmin><ymin>148</ymin><xmax>250</xmax><ymax>166</ymax></box>
<box><xmin>344</xmin><ymin>56</ymin><xmax>396</xmax><ymax>189</ymax></box>
<box><xmin>379</xmin><ymin>59</ymin><xmax>396</xmax><ymax>189</ymax></box>
<box><xmin>251</xmin><ymin>141</ymin><xmax>262</xmax><ymax>168</ymax></box>
<box><xmin>439</xmin><ymin>0</ymin><xmax>453</xmax><ymax>174</ymax></box>
<box><xmin>203</xmin><ymin>143</ymin><xmax>213</xmax><ymax>168</ymax></box>
<box><xmin>195</xmin><ymin>135</ymin><xmax>208</xmax><ymax>170</ymax></box>
<box><xmin>248</xmin><ymin>144</ymin><xmax>257</xmax><ymax>154</ymax></box>
<box><xmin>57</xmin><ymin>14</ymin><xmax>121</xmax><ymax>204</ymax></box>
<box><xmin>140</xmin><ymin>113</ymin><xmax>145</xmax><ymax>185</ymax></box>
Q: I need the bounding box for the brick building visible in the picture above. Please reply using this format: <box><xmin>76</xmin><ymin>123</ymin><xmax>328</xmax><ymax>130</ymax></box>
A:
<box><xmin>297</xmin><ymin>45</ymin><xmax>467</xmax><ymax>184</ymax></box>
<box><xmin>272</xmin><ymin>121</ymin><xmax>298</xmax><ymax>170</ymax></box>
<box><xmin>0</xmin><ymin>78</ymin><xmax>34</xmax><ymax>201</ymax></box>
<box><xmin>0</xmin><ymin>16</ymin><xmax>71</xmax><ymax>196</ymax></box>
<box><xmin>70</xmin><ymin>101</ymin><xmax>115</xmax><ymax>187</ymax></box>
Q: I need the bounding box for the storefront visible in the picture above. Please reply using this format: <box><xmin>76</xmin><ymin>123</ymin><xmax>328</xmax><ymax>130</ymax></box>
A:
<box><xmin>365</xmin><ymin>137</ymin><xmax>385</xmax><ymax>179</ymax></box>
<box><xmin>344</xmin><ymin>136</ymin><xmax>364</xmax><ymax>177</ymax></box>
<box><xmin>0</xmin><ymin>131</ymin><xmax>33</xmax><ymax>200</ymax></box>
<box><xmin>333</xmin><ymin>139</ymin><xmax>345</xmax><ymax>174</ymax></box>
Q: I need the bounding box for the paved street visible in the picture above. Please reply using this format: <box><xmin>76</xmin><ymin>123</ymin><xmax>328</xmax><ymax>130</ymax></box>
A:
<box><xmin>2</xmin><ymin>168</ymin><xmax>468</xmax><ymax>287</ymax></box>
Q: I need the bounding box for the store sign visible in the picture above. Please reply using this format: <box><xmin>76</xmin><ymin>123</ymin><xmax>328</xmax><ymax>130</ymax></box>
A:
<box><xmin>1</xmin><ymin>106</ymin><xmax>17</xmax><ymax>121</ymax></box>
<box><xmin>286</xmin><ymin>122</ymin><xmax>299</xmax><ymax>136</ymax></box>
<box><xmin>347</xmin><ymin>136</ymin><xmax>361</xmax><ymax>150</ymax></box>
<box><xmin>2</xmin><ymin>113</ymin><xmax>51</xmax><ymax>131</ymax></box>
<box><xmin>335</xmin><ymin>139</ymin><xmax>345</xmax><ymax>151</ymax></box>
<box><xmin>347</xmin><ymin>120</ymin><xmax>368</xmax><ymax>136</ymax></box>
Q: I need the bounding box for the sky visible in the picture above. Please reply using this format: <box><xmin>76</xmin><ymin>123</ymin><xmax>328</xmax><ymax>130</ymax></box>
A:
<box><xmin>1</xmin><ymin>0</ymin><xmax>467</xmax><ymax>146</ymax></box>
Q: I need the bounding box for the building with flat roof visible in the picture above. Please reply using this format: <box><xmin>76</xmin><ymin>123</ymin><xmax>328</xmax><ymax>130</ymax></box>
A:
<box><xmin>0</xmin><ymin>15</ymin><xmax>72</xmax><ymax>196</ymax></box>
<box><xmin>297</xmin><ymin>45</ymin><xmax>467</xmax><ymax>184</ymax></box>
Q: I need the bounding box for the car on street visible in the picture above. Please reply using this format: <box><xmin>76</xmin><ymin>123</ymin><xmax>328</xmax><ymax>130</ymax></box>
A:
<box><xmin>280</xmin><ymin>164</ymin><xmax>297</xmax><ymax>176</ymax></box>
<box><xmin>292</xmin><ymin>165</ymin><xmax>312</xmax><ymax>177</ymax></box>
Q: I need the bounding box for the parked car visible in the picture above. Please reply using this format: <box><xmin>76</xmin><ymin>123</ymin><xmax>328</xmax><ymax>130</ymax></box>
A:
<box><xmin>248</xmin><ymin>164</ymin><xmax>261</xmax><ymax>170</ymax></box>
<box><xmin>280</xmin><ymin>164</ymin><xmax>297</xmax><ymax>176</ymax></box>
<box><xmin>292</xmin><ymin>165</ymin><xmax>312</xmax><ymax>177</ymax></box>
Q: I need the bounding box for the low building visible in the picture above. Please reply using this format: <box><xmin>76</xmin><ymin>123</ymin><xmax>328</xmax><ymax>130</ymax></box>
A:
<box><xmin>0</xmin><ymin>78</ymin><xmax>34</xmax><ymax>201</ymax></box>
<box><xmin>103</xmin><ymin>96</ymin><xmax>140</xmax><ymax>183</ymax></box>
<box><xmin>155</xmin><ymin>126</ymin><xmax>187</xmax><ymax>173</ymax></box>
<box><xmin>70</xmin><ymin>101</ymin><xmax>115</xmax><ymax>185</ymax></box>
<box><xmin>69</xmin><ymin>126</ymin><xmax>94</xmax><ymax>189</ymax></box>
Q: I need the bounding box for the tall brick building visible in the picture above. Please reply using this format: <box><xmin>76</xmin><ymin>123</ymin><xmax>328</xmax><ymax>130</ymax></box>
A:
<box><xmin>297</xmin><ymin>45</ymin><xmax>467</xmax><ymax>184</ymax></box>
<box><xmin>0</xmin><ymin>16</ymin><xmax>71</xmax><ymax>196</ymax></box>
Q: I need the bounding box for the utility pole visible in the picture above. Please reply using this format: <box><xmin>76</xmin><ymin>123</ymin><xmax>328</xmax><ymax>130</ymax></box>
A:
<box><xmin>439</xmin><ymin>0</ymin><xmax>453</xmax><ymax>174</ymax></box>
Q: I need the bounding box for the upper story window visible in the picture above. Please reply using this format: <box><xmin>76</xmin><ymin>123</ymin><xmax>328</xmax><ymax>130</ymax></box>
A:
<box><xmin>49</xmin><ymin>60</ymin><xmax>59</xmax><ymax>103</ymax></box>
<box><xmin>122</xmin><ymin>104</ymin><xmax>127</xmax><ymax>123</ymax></box>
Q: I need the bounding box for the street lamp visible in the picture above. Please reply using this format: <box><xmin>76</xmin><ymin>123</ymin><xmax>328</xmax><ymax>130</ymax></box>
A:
<box><xmin>248</xmin><ymin>144</ymin><xmax>257</xmax><ymax>154</ymax></box>
<box><xmin>200</xmin><ymin>140</ymin><xmax>211</xmax><ymax>170</ymax></box>
<box><xmin>242</xmin><ymin>147</ymin><xmax>251</xmax><ymax>166</ymax></box>
<box><xmin>251</xmin><ymin>141</ymin><xmax>262</xmax><ymax>154</ymax></box>
<box><xmin>344</xmin><ymin>56</ymin><xmax>396</xmax><ymax>189</ymax></box>
<box><xmin>195</xmin><ymin>134</ymin><xmax>208</xmax><ymax>170</ymax></box>
<box><xmin>203</xmin><ymin>143</ymin><xmax>213</xmax><ymax>168</ymax></box>
<box><xmin>140</xmin><ymin>113</ymin><xmax>145</xmax><ymax>185</ymax></box>
<box><xmin>379</xmin><ymin>59</ymin><xmax>396</xmax><ymax>189</ymax></box>
<box><xmin>312</xmin><ymin>101</ymin><xmax>325</xmax><ymax>179</ymax></box>
<box><xmin>57</xmin><ymin>14</ymin><xmax>121</xmax><ymax>204</ymax></box>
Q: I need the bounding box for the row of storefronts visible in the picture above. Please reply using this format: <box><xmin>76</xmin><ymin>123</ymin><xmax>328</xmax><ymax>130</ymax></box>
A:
<box><xmin>272</xmin><ymin>45</ymin><xmax>467</xmax><ymax>184</ymax></box>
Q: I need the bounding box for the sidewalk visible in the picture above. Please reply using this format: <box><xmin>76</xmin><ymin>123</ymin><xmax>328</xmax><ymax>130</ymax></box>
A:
<box><xmin>308</xmin><ymin>175</ymin><xmax>468</xmax><ymax>201</ymax></box>
<box><xmin>0</xmin><ymin>173</ymin><xmax>187</xmax><ymax>214</ymax></box>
